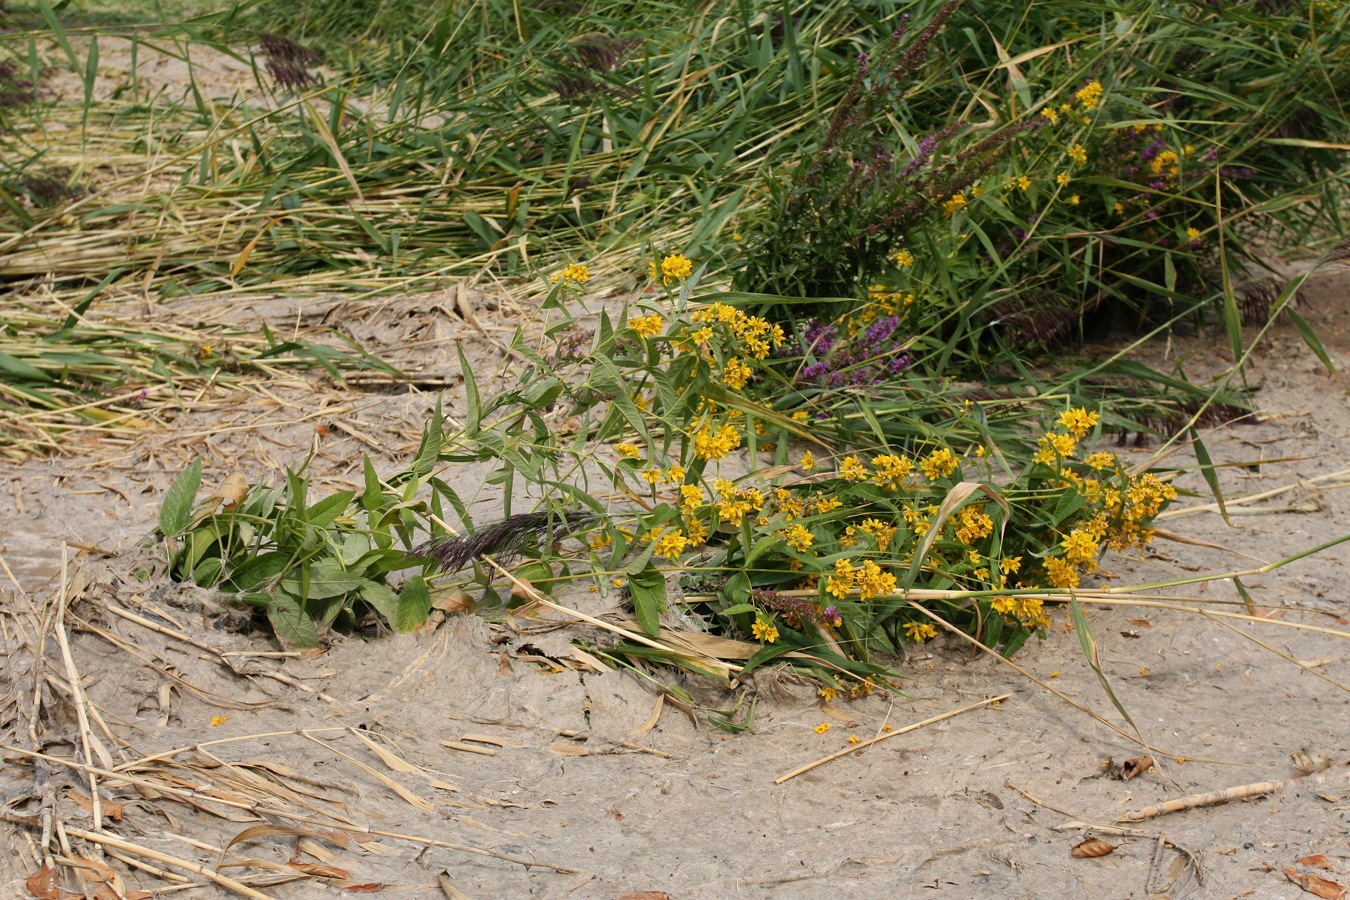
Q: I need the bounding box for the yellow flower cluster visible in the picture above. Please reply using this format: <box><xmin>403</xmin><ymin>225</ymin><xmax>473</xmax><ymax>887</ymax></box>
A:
<box><xmin>1033</xmin><ymin>431</ymin><xmax>1078</xmax><ymax>466</ymax></box>
<box><xmin>893</xmin><ymin>249</ymin><xmax>915</xmax><ymax>268</ymax></box>
<box><xmin>839</xmin><ymin>455</ymin><xmax>870</xmax><ymax>482</ymax></box>
<box><xmin>1057</xmin><ymin>407</ymin><xmax>1099</xmax><ymax>437</ymax></box>
<box><xmin>903</xmin><ymin>622</ymin><xmax>938</xmax><ymax>642</ymax></box>
<box><xmin>872</xmin><ymin>453</ymin><xmax>913</xmax><ymax>490</ymax></box>
<box><xmin>992</xmin><ymin>595</ymin><xmax>1051</xmax><ymax>629</ymax></box>
<box><xmin>751</xmin><ymin>614</ymin><xmax>779</xmax><ymax>643</ymax></box>
<box><xmin>1075</xmin><ymin>81</ymin><xmax>1104</xmax><ymax>110</ymax></box>
<box><xmin>721</xmin><ymin>357</ymin><xmax>752</xmax><ymax>390</ymax></box>
<box><xmin>652</xmin><ymin>529</ymin><xmax>688</xmax><ymax>560</ymax></box>
<box><xmin>919</xmin><ymin>447</ymin><xmax>959</xmax><ymax>481</ymax></box>
<box><xmin>629</xmin><ymin>314</ymin><xmax>665</xmax><ymax>338</ymax></box>
<box><xmin>1067</xmin><ymin>143</ymin><xmax>1088</xmax><ymax>166</ymax></box>
<box><xmin>955</xmin><ymin>505</ymin><xmax>993</xmax><ymax>545</ymax></box>
<box><xmin>660</xmin><ymin>253</ymin><xmax>693</xmax><ymax>284</ymax></box>
<box><xmin>942</xmin><ymin>192</ymin><xmax>967</xmax><ymax>218</ymax></box>
<box><xmin>1041</xmin><ymin>106</ymin><xmax>1059</xmax><ymax>125</ymax></box>
<box><xmin>690</xmin><ymin>302</ymin><xmax>784</xmax><ymax>359</ymax></box>
<box><xmin>1061</xmin><ymin>528</ymin><xmax>1100</xmax><ymax>567</ymax></box>
<box><xmin>615</xmin><ymin>442</ymin><xmax>641</xmax><ymax>459</ymax></box>
<box><xmin>693</xmin><ymin>422</ymin><xmax>741</xmax><ymax>461</ymax></box>
<box><xmin>550</xmin><ymin>263</ymin><xmax>590</xmax><ymax>284</ymax></box>
<box><xmin>714</xmin><ymin>478</ymin><xmax>764</xmax><ymax>527</ymax></box>
<box><xmin>780</xmin><ymin>523</ymin><xmax>814</xmax><ymax>553</ymax></box>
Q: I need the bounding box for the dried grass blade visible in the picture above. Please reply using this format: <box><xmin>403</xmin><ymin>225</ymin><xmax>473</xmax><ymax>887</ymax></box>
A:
<box><xmin>775</xmin><ymin>694</ymin><xmax>1010</xmax><ymax>784</ymax></box>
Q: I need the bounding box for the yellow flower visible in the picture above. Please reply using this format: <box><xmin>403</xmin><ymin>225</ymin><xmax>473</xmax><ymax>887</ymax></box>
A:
<box><xmin>781</xmin><ymin>523</ymin><xmax>814</xmax><ymax>553</ymax></box>
<box><xmin>211</xmin><ymin>715</ymin><xmax>229</xmax><ymax>727</ymax></box>
<box><xmin>999</xmin><ymin>556</ymin><xmax>1022</xmax><ymax>574</ymax></box>
<box><xmin>918</xmin><ymin>448</ymin><xmax>959</xmax><ymax>480</ymax></box>
<box><xmin>813</xmin><ymin>722</ymin><xmax>831</xmax><ymax>734</ymax></box>
<box><xmin>751</xmin><ymin>615</ymin><xmax>778</xmax><ymax>643</ymax></box>
<box><xmin>653</xmin><ymin>530</ymin><xmax>688</xmax><ymax>560</ymax></box>
<box><xmin>1186</xmin><ymin>226</ymin><xmax>1202</xmax><ymax>244</ymax></box>
<box><xmin>1041</xmin><ymin>107</ymin><xmax>1059</xmax><ymax>124</ymax></box>
<box><xmin>826</xmin><ymin>559</ymin><xmax>855</xmax><ymax>599</ymax></box>
<box><xmin>665</xmin><ymin>465</ymin><xmax>686</xmax><ymax>484</ymax></box>
<box><xmin>800</xmin><ymin>450</ymin><xmax>816</xmax><ymax>472</ymax></box>
<box><xmin>550</xmin><ymin>263</ymin><xmax>590</xmax><ymax>284</ymax></box>
<box><xmin>1075</xmin><ymin>81</ymin><xmax>1103</xmax><ymax>110</ymax></box>
<box><xmin>1033</xmin><ymin>432</ymin><xmax>1078</xmax><ymax>465</ymax></box>
<box><xmin>856</xmin><ymin>560</ymin><xmax>897</xmax><ymax>601</ymax></box>
<box><xmin>1085</xmin><ymin>451</ymin><xmax>1117</xmax><ymax>471</ymax></box>
<box><xmin>1067</xmin><ymin>143</ymin><xmax>1088</xmax><ymax>166</ymax></box>
<box><xmin>955</xmin><ymin>505</ymin><xmax>993</xmax><ymax>545</ymax></box>
<box><xmin>1057</xmin><ymin>407</ymin><xmax>1100</xmax><ymax>438</ymax></box>
<box><xmin>1056</xmin><ymin>172</ymin><xmax>1071</xmax><ymax>187</ymax></box>
<box><xmin>660</xmin><ymin>253</ymin><xmax>693</xmax><ymax>284</ymax></box>
<box><xmin>690</xmin><ymin>326</ymin><xmax>713</xmax><ymax>344</ymax></box>
<box><xmin>893</xmin><ymin>249</ymin><xmax>915</xmax><ymax>268</ymax></box>
<box><xmin>903</xmin><ymin>622</ymin><xmax>938</xmax><ymax>642</ymax></box>
<box><xmin>838</xmin><ymin>455</ymin><xmax>870</xmax><ymax>482</ymax></box>
<box><xmin>1069</xmin><ymin>194</ymin><xmax>1080</xmax><ymax>206</ymax></box>
<box><xmin>693</xmin><ymin>422</ymin><xmax>741</xmax><ymax>461</ymax></box>
<box><xmin>942</xmin><ymin>192</ymin><xmax>967</xmax><ymax>218</ymax></box>
<box><xmin>872</xmin><ymin>453</ymin><xmax>913</xmax><ymax>490</ymax></box>
<box><xmin>629</xmin><ymin>314</ymin><xmax>665</xmax><ymax>338</ymax></box>
<box><xmin>589</xmin><ymin>531</ymin><xmax>613</xmax><ymax>550</ymax></box>
<box><xmin>721</xmin><ymin>357</ymin><xmax>753</xmax><ymax>390</ymax></box>
<box><xmin>858</xmin><ymin>518</ymin><xmax>896</xmax><ymax>552</ymax></box>
<box><xmin>1061</xmin><ymin>529</ymin><xmax>1100</xmax><ymax>566</ymax></box>
<box><xmin>1043</xmin><ymin>555</ymin><xmax>1079</xmax><ymax>589</ymax></box>
<box><xmin>818</xmin><ymin>687</ymin><xmax>838</xmax><ymax>701</ymax></box>
<box><xmin>680</xmin><ymin>484</ymin><xmax>704</xmax><ymax>511</ymax></box>
<box><xmin>615</xmin><ymin>442</ymin><xmax>641</xmax><ymax>459</ymax></box>
<box><xmin>1016</xmin><ymin>175</ymin><xmax>1033</xmax><ymax>192</ymax></box>
<box><xmin>642</xmin><ymin>469</ymin><xmax>662</xmax><ymax>485</ymax></box>
<box><xmin>813</xmin><ymin>495</ymin><xmax>842</xmax><ymax>514</ymax></box>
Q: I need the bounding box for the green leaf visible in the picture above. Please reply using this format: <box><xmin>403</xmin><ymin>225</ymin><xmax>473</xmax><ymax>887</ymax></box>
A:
<box><xmin>283</xmin><ymin>557</ymin><xmax>366</xmax><ymax>601</ymax></box>
<box><xmin>1189</xmin><ymin>427</ymin><xmax>1230</xmax><ymax>526</ymax></box>
<box><xmin>306</xmin><ymin>491</ymin><xmax>356</xmax><ymax>529</ymax></box>
<box><xmin>268</xmin><ymin>591</ymin><xmax>321</xmax><ymax>649</ymax></box>
<box><xmin>719</xmin><ymin>603</ymin><xmax>758</xmax><ymax>616</ymax></box>
<box><xmin>395</xmin><ymin>575</ymin><xmax>432</xmax><ymax>631</ymax></box>
<box><xmin>458</xmin><ymin>343</ymin><xmax>481</xmax><ymax>437</ymax></box>
<box><xmin>1285</xmin><ymin>307</ymin><xmax>1340</xmax><ymax>377</ymax></box>
<box><xmin>629</xmin><ymin>563</ymin><xmax>666</xmax><ymax>638</ymax></box>
<box><xmin>159</xmin><ymin>459</ymin><xmax>202</xmax><ymax>539</ymax></box>
<box><xmin>360</xmin><ymin>582</ymin><xmax>400</xmax><ymax>624</ymax></box>
<box><xmin>1069</xmin><ymin>595</ymin><xmax>1137</xmax><ymax>730</ymax></box>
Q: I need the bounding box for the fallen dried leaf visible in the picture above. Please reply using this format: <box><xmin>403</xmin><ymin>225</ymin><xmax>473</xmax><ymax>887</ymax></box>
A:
<box><xmin>1071</xmin><ymin>837</ymin><xmax>1119</xmax><ymax>858</ymax></box>
<box><xmin>1283</xmin><ymin>868</ymin><xmax>1346</xmax><ymax>899</ymax></box>
<box><xmin>26</xmin><ymin>864</ymin><xmax>58</xmax><ymax>900</ymax></box>
<box><xmin>616</xmin><ymin>894</ymin><xmax>672</xmax><ymax>900</ymax></box>
<box><xmin>288</xmin><ymin>862</ymin><xmax>351</xmax><ymax>879</ymax></box>
<box><xmin>66</xmin><ymin>788</ymin><xmax>125</xmax><ymax>821</ymax></box>
<box><xmin>1121</xmin><ymin>755</ymin><xmax>1156</xmax><ymax>781</ymax></box>
<box><xmin>342</xmin><ymin>884</ymin><xmax>383</xmax><ymax>893</ymax></box>
<box><xmin>1301</xmin><ymin>855</ymin><xmax>1336</xmax><ymax>870</ymax></box>
<box><xmin>1128</xmin><ymin>618</ymin><xmax>1153</xmax><ymax>627</ymax></box>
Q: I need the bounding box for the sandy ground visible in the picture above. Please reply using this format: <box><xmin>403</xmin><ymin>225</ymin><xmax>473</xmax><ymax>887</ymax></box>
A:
<box><xmin>1</xmin><ymin>267</ymin><xmax>1349</xmax><ymax>900</ymax></box>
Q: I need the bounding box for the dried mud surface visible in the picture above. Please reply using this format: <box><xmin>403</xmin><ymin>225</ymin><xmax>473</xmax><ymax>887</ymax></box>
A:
<box><xmin>4</xmin><ymin>267</ymin><xmax>1350</xmax><ymax>899</ymax></box>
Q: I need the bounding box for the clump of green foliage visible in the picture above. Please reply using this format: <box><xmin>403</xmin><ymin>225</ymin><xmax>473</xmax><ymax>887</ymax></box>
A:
<box><xmin>158</xmin><ymin>263</ymin><xmax>1182</xmax><ymax>693</ymax></box>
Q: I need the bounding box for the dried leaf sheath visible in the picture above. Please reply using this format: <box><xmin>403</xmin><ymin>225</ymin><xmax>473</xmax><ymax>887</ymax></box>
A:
<box><xmin>411</xmin><ymin>511</ymin><xmax>601</xmax><ymax>573</ymax></box>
